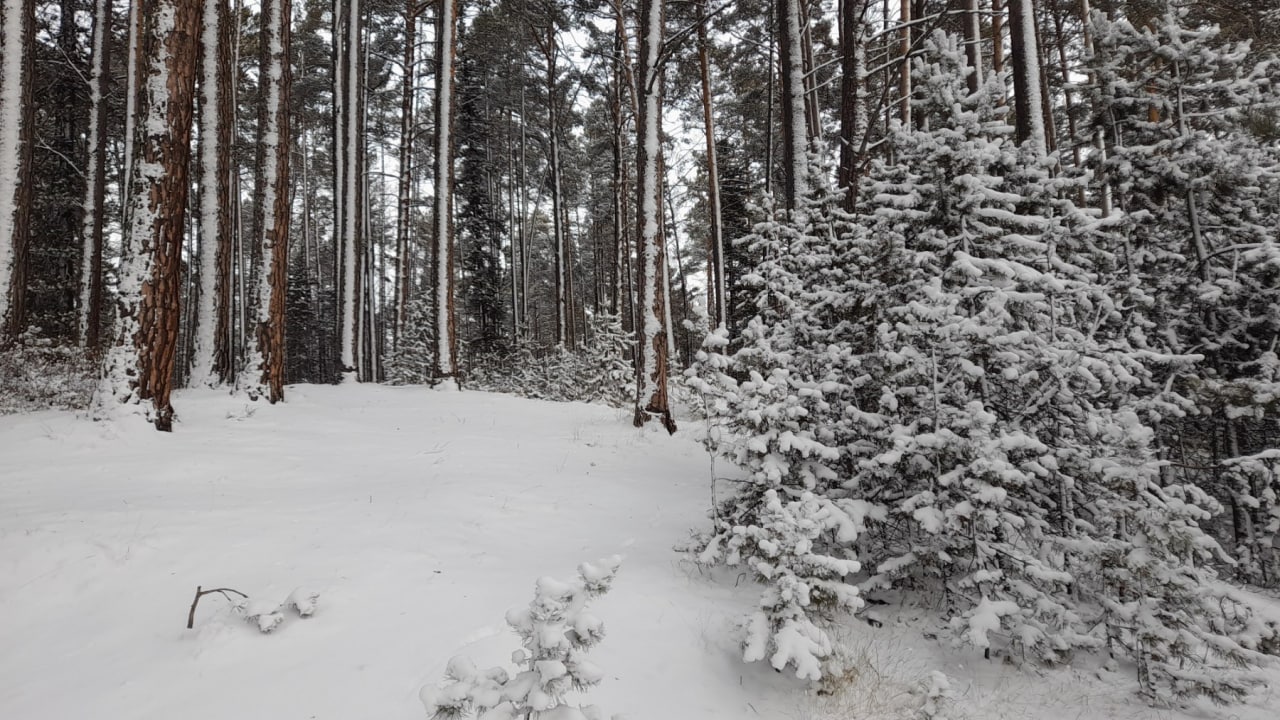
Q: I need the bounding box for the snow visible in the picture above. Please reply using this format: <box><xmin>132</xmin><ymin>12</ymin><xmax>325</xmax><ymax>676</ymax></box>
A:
<box><xmin>3</xmin><ymin>386</ymin><xmax>1279</xmax><ymax>720</ymax></box>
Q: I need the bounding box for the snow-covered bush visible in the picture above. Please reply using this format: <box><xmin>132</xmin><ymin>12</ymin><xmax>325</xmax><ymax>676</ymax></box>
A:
<box><xmin>0</xmin><ymin>330</ymin><xmax>96</xmax><ymax>415</ymax></box>
<box><xmin>469</xmin><ymin>313</ymin><xmax>633</xmax><ymax>408</ymax></box>
<box><xmin>421</xmin><ymin>557</ymin><xmax>623</xmax><ymax>720</ymax></box>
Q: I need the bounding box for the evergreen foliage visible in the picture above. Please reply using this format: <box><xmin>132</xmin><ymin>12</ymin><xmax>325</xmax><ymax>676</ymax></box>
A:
<box><xmin>421</xmin><ymin>557</ymin><xmax>622</xmax><ymax>720</ymax></box>
<box><xmin>692</xmin><ymin>31</ymin><xmax>1280</xmax><ymax>703</ymax></box>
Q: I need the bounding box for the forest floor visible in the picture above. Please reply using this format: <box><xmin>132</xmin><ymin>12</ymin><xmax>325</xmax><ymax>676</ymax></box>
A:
<box><xmin>1</xmin><ymin>384</ymin><xmax>1277</xmax><ymax>720</ymax></box>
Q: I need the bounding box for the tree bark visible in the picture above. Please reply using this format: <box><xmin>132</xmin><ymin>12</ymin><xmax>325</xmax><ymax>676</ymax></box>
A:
<box><xmin>0</xmin><ymin>0</ymin><xmax>34</xmax><ymax>342</ymax></box>
<box><xmin>97</xmin><ymin>0</ymin><xmax>202</xmax><ymax>431</ymax></box>
<box><xmin>191</xmin><ymin>0</ymin><xmax>235</xmax><ymax>386</ymax></box>
<box><xmin>1008</xmin><ymin>0</ymin><xmax>1046</xmax><ymax>153</ymax></box>
<box><xmin>838</xmin><ymin>0</ymin><xmax>869</xmax><ymax>211</ymax></box>
<box><xmin>250</xmin><ymin>0</ymin><xmax>291</xmax><ymax>403</ymax></box>
<box><xmin>79</xmin><ymin>0</ymin><xmax>110</xmax><ymax>351</ymax></box>
<box><xmin>634</xmin><ymin>0</ymin><xmax>674</xmax><ymax>433</ymax></box>
<box><xmin>779</xmin><ymin>0</ymin><xmax>810</xmax><ymax>210</ymax></box>
<box><xmin>963</xmin><ymin>0</ymin><xmax>984</xmax><ymax>94</ymax></box>
<box><xmin>431</xmin><ymin>0</ymin><xmax>459</xmax><ymax>382</ymax></box>
<box><xmin>335</xmin><ymin>0</ymin><xmax>363</xmax><ymax>381</ymax></box>
<box><xmin>697</xmin><ymin>0</ymin><xmax>726</xmax><ymax>331</ymax></box>
<box><xmin>394</xmin><ymin>0</ymin><xmax>417</xmax><ymax>349</ymax></box>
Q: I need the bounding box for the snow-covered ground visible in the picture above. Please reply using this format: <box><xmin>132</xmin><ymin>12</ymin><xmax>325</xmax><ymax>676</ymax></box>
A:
<box><xmin>1</xmin><ymin>385</ymin><xmax>1277</xmax><ymax>719</ymax></box>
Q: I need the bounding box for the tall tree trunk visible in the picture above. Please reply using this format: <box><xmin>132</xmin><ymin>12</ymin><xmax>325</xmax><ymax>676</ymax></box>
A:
<box><xmin>697</xmin><ymin>0</ymin><xmax>726</xmax><ymax>331</ymax></box>
<box><xmin>963</xmin><ymin>0</ymin><xmax>984</xmax><ymax>94</ymax></box>
<box><xmin>0</xmin><ymin>0</ymin><xmax>34</xmax><ymax>341</ymax></box>
<box><xmin>1079</xmin><ymin>0</ymin><xmax>1112</xmax><ymax>216</ymax></box>
<box><xmin>779</xmin><ymin>0</ymin><xmax>810</xmax><ymax>210</ymax></box>
<box><xmin>191</xmin><ymin>0</ymin><xmax>234</xmax><ymax>386</ymax></box>
<box><xmin>394</xmin><ymin>0</ymin><xmax>417</xmax><ymax>348</ymax></box>
<box><xmin>79</xmin><ymin>0</ymin><xmax>111</xmax><ymax>351</ymax></box>
<box><xmin>1008</xmin><ymin>0</ymin><xmax>1046</xmax><ymax>152</ymax></box>
<box><xmin>431</xmin><ymin>0</ymin><xmax>458</xmax><ymax>382</ymax></box>
<box><xmin>634</xmin><ymin>0</ymin><xmax>674</xmax><ymax>432</ymax></box>
<box><xmin>898</xmin><ymin>0</ymin><xmax>911</xmax><ymax>126</ymax></box>
<box><xmin>249</xmin><ymin>0</ymin><xmax>291</xmax><ymax>403</ymax></box>
<box><xmin>335</xmin><ymin>0</ymin><xmax>363</xmax><ymax>381</ymax></box>
<box><xmin>838</xmin><ymin>0</ymin><xmax>869</xmax><ymax>211</ymax></box>
<box><xmin>610</xmin><ymin>0</ymin><xmax>625</xmax><ymax>319</ymax></box>
<box><xmin>540</xmin><ymin>24</ymin><xmax>570</xmax><ymax>348</ymax></box>
<box><xmin>96</xmin><ymin>0</ymin><xmax>201</xmax><ymax>431</ymax></box>
<box><xmin>992</xmin><ymin>0</ymin><xmax>1005</xmax><ymax>78</ymax></box>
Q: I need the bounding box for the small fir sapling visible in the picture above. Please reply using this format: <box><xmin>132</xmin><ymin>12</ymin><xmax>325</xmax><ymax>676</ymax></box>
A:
<box><xmin>421</xmin><ymin>557</ymin><xmax>623</xmax><ymax>720</ymax></box>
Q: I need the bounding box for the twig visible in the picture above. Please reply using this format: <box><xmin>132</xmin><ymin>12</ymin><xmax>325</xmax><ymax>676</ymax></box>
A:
<box><xmin>186</xmin><ymin>585</ymin><xmax>249</xmax><ymax>629</ymax></box>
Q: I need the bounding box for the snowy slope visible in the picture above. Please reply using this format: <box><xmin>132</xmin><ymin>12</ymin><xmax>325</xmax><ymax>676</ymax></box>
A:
<box><xmin>1</xmin><ymin>386</ymin><xmax>1276</xmax><ymax>719</ymax></box>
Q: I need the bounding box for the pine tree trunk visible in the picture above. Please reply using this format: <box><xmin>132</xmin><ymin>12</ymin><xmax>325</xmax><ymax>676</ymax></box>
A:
<box><xmin>250</xmin><ymin>0</ymin><xmax>291</xmax><ymax>403</ymax></box>
<box><xmin>97</xmin><ymin>0</ymin><xmax>201</xmax><ymax>431</ymax></box>
<box><xmin>79</xmin><ymin>0</ymin><xmax>110</xmax><ymax>351</ymax></box>
<box><xmin>838</xmin><ymin>0</ymin><xmax>869</xmax><ymax>211</ymax></box>
<box><xmin>898</xmin><ymin>0</ymin><xmax>911</xmax><ymax>126</ymax></box>
<box><xmin>0</xmin><ymin>0</ymin><xmax>34</xmax><ymax>342</ymax></box>
<box><xmin>779</xmin><ymin>0</ymin><xmax>809</xmax><ymax>210</ymax></box>
<box><xmin>610</xmin><ymin>2</ymin><xmax>625</xmax><ymax>319</ymax></box>
<box><xmin>539</xmin><ymin>24</ymin><xmax>570</xmax><ymax>349</ymax></box>
<box><xmin>431</xmin><ymin>0</ymin><xmax>458</xmax><ymax>382</ymax></box>
<box><xmin>963</xmin><ymin>0</ymin><xmax>984</xmax><ymax>94</ymax></box>
<box><xmin>992</xmin><ymin>0</ymin><xmax>1005</xmax><ymax>78</ymax></box>
<box><xmin>633</xmin><ymin>0</ymin><xmax>674</xmax><ymax>433</ymax></box>
<box><xmin>335</xmin><ymin>0</ymin><xmax>363</xmax><ymax>381</ymax></box>
<box><xmin>1008</xmin><ymin>0</ymin><xmax>1047</xmax><ymax>153</ymax></box>
<box><xmin>697</xmin><ymin>0</ymin><xmax>726</xmax><ymax>332</ymax></box>
<box><xmin>394</xmin><ymin>0</ymin><xmax>416</xmax><ymax>348</ymax></box>
<box><xmin>191</xmin><ymin>0</ymin><xmax>235</xmax><ymax>386</ymax></box>
<box><xmin>1079</xmin><ymin>0</ymin><xmax>1112</xmax><ymax>216</ymax></box>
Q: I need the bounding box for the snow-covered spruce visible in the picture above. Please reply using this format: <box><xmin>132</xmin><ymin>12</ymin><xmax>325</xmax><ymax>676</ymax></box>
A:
<box><xmin>421</xmin><ymin>557</ymin><xmax>623</xmax><ymax>720</ymax></box>
<box><xmin>692</xmin><ymin>31</ymin><xmax>1280</xmax><ymax>703</ymax></box>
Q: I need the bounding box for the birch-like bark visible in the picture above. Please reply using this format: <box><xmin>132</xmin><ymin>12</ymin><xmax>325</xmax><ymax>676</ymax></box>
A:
<box><xmin>431</xmin><ymin>0</ymin><xmax>458</xmax><ymax>382</ymax></box>
<box><xmin>634</xmin><ymin>0</ymin><xmax>674</xmax><ymax>432</ymax></box>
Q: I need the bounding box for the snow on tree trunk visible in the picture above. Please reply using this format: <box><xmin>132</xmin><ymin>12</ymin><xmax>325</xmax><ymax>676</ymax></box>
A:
<box><xmin>1009</xmin><ymin>0</ymin><xmax>1047</xmax><ymax>154</ymax></box>
<box><xmin>838</xmin><ymin>0</ymin><xmax>868</xmax><ymax>211</ymax></box>
<box><xmin>0</xmin><ymin>0</ymin><xmax>33</xmax><ymax>341</ymax></box>
<box><xmin>394</xmin><ymin>0</ymin><xmax>416</xmax><ymax>348</ymax></box>
<box><xmin>190</xmin><ymin>0</ymin><xmax>234</xmax><ymax>386</ymax></box>
<box><xmin>246</xmin><ymin>0</ymin><xmax>291</xmax><ymax>403</ymax></box>
<box><xmin>633</xmin><ymin>0</ymin><xmax>674</xmax><ymax>433</ymax></box>
<box><xmin>963</xmin><ymin>0</ymin><xmax>984</xmax><ymax>93</ymax></box>
<box><xmin>697</xmin><ymin>0</ymin><xmax>726</xmax><ymax>332</ymax></box>
<box><xmin>431</xmin><ymin>0</ymin><xmax>458</xmax><ymax>384</ymax></box>
<box><xmin>779</xmin><ymin>0</ymin><xmax>810</xmax><ymax>210</ymax></box>
<box><xmin>78</xmin><ymin>0</ymin><xmax>110</xmax><ymax>350</ymax></box>
<box><xmin>94</xmin><ymin>0</ymin><xmax>202</xmax><ymax>432</ymax></box>
<box><xmin>335</xmin><ymin>0</ymin><xmax>362</xmax><ymax>382</ymax></box>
